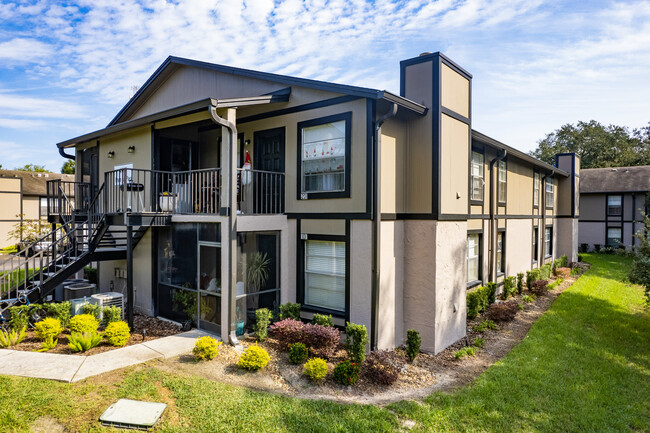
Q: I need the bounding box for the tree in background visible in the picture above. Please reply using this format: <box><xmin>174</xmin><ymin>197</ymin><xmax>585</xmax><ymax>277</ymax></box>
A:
<box><xmin>15</xmin><ymin>164</ymin><xmax>50</xmax><ymax>173</ymax></box>
<box><xmin>61</xmin><ymin>160</ymin><xmax>75</xmax><ymax>174</ymax></box>
<box><xmin>531</xmin><ymin>120</ymin><xmax>650</xmax><ymax>169</ymax></box>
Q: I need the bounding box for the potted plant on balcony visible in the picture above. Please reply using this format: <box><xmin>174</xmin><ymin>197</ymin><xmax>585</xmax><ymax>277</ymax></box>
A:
<box><xmin>159</xmin><ymin>191</ymin><xmax>176</xmax><ymax>212</ymax></box>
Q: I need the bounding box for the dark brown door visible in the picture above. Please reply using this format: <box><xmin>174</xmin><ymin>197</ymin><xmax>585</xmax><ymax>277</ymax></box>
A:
<box><xmin>253</xmin><ymin>128</ymin><xmax>285</xmax><ymax>213</ymax></box>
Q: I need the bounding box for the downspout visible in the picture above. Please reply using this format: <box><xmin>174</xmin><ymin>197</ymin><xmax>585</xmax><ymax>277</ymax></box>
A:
<box><xmin>489</xmin><ymin>149</ymin><xmax>507</xmax><ymax>282</ymax></box>
<box><xmin>59</xmin><ymin>147</ymin><xmax>75</xmax><ymax>160</ymax></box>
<box><xmin>371</xmin><ymin>103</ymin><xmax>397</xmax><ymax>351</ymax></box>
<box><xmin>209</xmin><ymin>104</ymin><xmax>240</xmax><ymax>346</ymax></box>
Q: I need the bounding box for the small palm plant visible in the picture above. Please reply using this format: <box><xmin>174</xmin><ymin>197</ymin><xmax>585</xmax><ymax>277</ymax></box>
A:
<box><xmin>247</xmin><ymin>252</ymin><xmax>270</xmax><ymax>291</ymax></box>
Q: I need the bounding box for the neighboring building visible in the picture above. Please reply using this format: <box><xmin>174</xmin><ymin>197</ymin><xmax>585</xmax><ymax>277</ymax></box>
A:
<box><xmin>579</xmin><ymin>166</ymin><xmax>650</xmax><ymax>250</ymax></box>
<box><xmin>2</xmin><ymin>52</ymin><xmax>579</xmax><ymax>354</ymax></box>
<box><xmin>0</xmin><ymin>170</ymin><xmax>75</xmax><ymax>248</ymax></box>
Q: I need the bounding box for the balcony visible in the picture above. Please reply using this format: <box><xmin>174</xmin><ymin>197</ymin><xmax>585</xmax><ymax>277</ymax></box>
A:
<box><xmin>101</xmin><ymin>167</ymin><xmax>284</xmax><ymax>218</ymax></box>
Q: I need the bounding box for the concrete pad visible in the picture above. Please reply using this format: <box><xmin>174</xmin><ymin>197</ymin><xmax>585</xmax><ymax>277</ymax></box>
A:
<box><xmin>71</xmin><ymin>344</ymin><xmax>160</xmax><ymax>382</ymax></box>
<box><xmin>0</xmin><ymin>349</ymin><xmax>15</xmax><ymax>358</ymax></box>
<box><xmin>0</xmin><ymin>351</ymin><xmax>84</xmax><ymax>382</ymax></box>
<box><xmin>141</xmin><ymin>329</ymin><xmax>211</xmax><ymax>359</ymax></box>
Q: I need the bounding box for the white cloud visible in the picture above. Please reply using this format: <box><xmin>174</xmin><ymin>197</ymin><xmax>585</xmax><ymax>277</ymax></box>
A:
<box><xmin>0</xmin><ymin>38</ymin><xmax>53</xmax><ymax>63</ymax></box>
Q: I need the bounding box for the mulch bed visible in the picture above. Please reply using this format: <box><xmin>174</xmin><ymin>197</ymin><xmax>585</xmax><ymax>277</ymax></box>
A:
<box><xmin>5</xmin><ymin>313</ymin><xmax>181</xmax><ymax>356</ymax></box>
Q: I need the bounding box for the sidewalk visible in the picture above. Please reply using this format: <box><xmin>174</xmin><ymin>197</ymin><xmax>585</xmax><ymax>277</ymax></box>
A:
<box><xmin>0</xmin><ymin>329</ymin><xmax>208</xmax><ymax>383</ymax></box>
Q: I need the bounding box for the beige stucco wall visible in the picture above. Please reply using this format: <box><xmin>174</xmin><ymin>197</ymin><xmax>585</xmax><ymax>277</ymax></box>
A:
<box><xmin>441</xmin><ymin>63</ymin><xmax>470</xmax><ymax>118</ymax></box>
<box><xmin>579</xmin><ymin>195</ymin><xmax>605</xmax><ymax>220</ymax></box>
<box><xmin>349</xmin><ymin>220</ymin><xmax>372</xmax><ymax>330</ymax></box>
<box><xmin>380</xmin><ymin>118</ymin><xmax>407</xmax><ymax>214</ymax></box>
<box><xmin>97</xmin><ymin>126</ymin><xmax>153</xmax><ymax>176</ymax></box>
<box><xmin>0</xmin><ymin>178</ymin><xmax>22</xmax><ymax>247</ymax></box>
<box><xmin>505</xmin><ymin>219</ymin><xmax>533</xmax><ymax>275</ymax></box>
<box><xmin>300</xmin><ymin>219</ymin><xmax>346</xmax><ymax>236</ymax></box>
<box><xmin>440</xmin><ymin>114</ymin><xmax>469</xmax><ymax>215</ymax></box>
<box><xmin>557</xmin><ymin>218</ymin><xmax>579</xmax><ymax>262</ymax></box>
<box><xmin>377</xmin><ymin>220</ymin><xmax>404</xmax><ymax>349</ymax></box>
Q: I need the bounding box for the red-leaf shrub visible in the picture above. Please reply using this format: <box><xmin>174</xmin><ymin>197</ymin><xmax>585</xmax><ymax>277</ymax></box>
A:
<box><xmin>270</xmin><ymin>318</ymin><xmax>340</xmax><ymax>358</ymax></box>
<box><xmin>530</xmin><ymin>279</ymin><xmax>549</xmax><ymax>295</ymax></box>
<box><xmin>556</xmin><ymin>267</ymin><xmax>571</xmax><ymax>278</ymax></box>
<box><xmin>486</xmin><ymin>300</ymin><xmax>518</xmax><ymax>322</ymax></box>
<box><xmin>363</xmin><ymin>350</ymin><xmax>406</xmax><ymax>385</ymax></box>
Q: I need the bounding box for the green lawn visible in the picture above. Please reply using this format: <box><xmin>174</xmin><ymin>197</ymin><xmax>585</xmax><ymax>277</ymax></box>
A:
<box><xmin>0</xmin><ymin>253</ymin><xmax>648</xmax><ymax>432</ymax></box>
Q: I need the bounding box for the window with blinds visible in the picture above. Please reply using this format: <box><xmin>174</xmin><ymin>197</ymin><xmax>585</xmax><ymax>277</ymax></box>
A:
<box><xmin>533</xmin><ymin>172</ymin><xmax>540</xmax><ymax>207</ymax></box>
<box><xmin>498</xmin><ymin>160</ymin><xmax>506</xmax><ymax>203</ymax></box>
<box><xmin>467</xmin><ymin>234</ymin><xmax>481</xmax><ymax>283</ymax></box>
<box><xmin>607</xmin><ymin>195</ymin><xmax>622</xmax><ymax>216</ymax></box>
<box><xmin>304</xmin><ymin>240</ymin><xmax>346</xmax><ymax>312</ymax></box>
<box><xmin>471</xmin><ymin>151</ymin><xmax>484</xmax><ymax>201</ymax></box>
<box><xmin>545</xmin><ymin>178</ymin><xmax>554</xmax><ymax>208</ymax></box>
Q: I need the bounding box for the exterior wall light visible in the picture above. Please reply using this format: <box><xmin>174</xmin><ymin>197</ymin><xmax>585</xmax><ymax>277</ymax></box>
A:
<box><xmin>128</xmin><ymin>146</ymin><xmax>135</xmax><ymax>153</ymax></box>
<box><xmin>107</xmin><ymin>151</ymin><xmax>115</xmax><ymax>158</ymax></box>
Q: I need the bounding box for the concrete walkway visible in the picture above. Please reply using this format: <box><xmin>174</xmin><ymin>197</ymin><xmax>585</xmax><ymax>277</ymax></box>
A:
<box><xmin>0</xmin><ymin>329</ymin><xmax>208</xmax><ymax>383</ymax></box>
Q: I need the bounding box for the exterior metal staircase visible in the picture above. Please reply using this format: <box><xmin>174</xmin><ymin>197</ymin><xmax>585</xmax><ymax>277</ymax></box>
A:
<box><xmin>0</xmin><ymin>181</ymin><xmax>164</xmax><ymax>321</ymax></box>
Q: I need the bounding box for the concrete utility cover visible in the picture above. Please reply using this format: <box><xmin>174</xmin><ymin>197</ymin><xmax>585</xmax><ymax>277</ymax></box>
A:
<box><xmin>99</xmin><ymin>399</ymin><xmax>166</xmax><ymax>430</ymax></box>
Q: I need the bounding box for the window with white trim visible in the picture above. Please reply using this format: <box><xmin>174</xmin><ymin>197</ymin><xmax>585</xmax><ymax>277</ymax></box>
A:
<box><xmin>545</xmin><ymin>178</ymin><xmax>554</xmax><ymax>208</ymax></box>
<box><xmin>533</xmin><ymin>172</ymin><xmax>540</xmax><ymax>207</ymax></box>
<box><xmin>471</xmin><ymin>151</ymin><xmax>484</xmax><ymax>201</ymax></box>
<box><xmin>497</xmin><ymin>231</ymin><xmax>505</xmax><ymax>274</ymax></box>
<box><xmin>607</xmin><ymin>195</ymin><xmax>622</xmax><ymax>216</ymax></box>
<box><xmin>299</xmin><ymin>113</ymin><xmax>350</xmax><ymax>196</ymax></box>
<box><xmin>467</xmin><ymin>233</ymin><xmax>481</xmax><ymax>283</ymax></box>
<box><xmin>498</xmin><ymin>160</ymin><xmax>506</xmax><ymax>203</ymax></box>
<box><xmin>304</xmin><ymin>240</ymin><xmax>346</xmax><ymax>312</ymax></box>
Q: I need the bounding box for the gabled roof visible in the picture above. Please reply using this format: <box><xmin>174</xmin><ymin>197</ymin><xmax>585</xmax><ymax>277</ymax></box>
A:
<box><xmin>580</xmin><ymin>165</ymin><xmax>650</xmax><ymax>193</ymax></box>
<box><xmin>0</xmin><ymin>170</ymin><xmax>75</xmax><ymax>196</ymax></box>
<box><xmin>472</xmin><ymin>130</ymin><xmax>569</xmax><ymax>176</ymax></box>
<box><xmin>109</xmin><ymin>56</ymin><xmax>426</xmax><ymax>127</ymax></box>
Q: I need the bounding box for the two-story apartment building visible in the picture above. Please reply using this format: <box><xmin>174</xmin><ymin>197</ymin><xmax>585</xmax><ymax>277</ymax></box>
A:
<box><xmin>33</xmin><ymin>52</ymin><xmax>579</xmax><ymax>354</ymax></box>
<box><xmin>579</xmin><ymin>165</ymin><xmax>650</xmax><ymax>249</ymax></box>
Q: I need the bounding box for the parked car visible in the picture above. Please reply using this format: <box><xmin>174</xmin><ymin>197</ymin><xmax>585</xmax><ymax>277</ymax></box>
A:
<box><xmin>16</xmin><ymin>240</ymin><xmax>52</xmax><ymax>257</ymax></box>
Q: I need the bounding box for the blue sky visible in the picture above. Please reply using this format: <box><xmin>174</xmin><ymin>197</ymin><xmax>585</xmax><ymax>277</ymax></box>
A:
<box><xmin>1</xmin><ymin>0</ymin><xmax>649</xmax><ymax>172</ymax></box>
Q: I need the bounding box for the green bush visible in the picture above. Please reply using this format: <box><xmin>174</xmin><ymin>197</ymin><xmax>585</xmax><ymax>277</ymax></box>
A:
<box><xmin>69</xmin><ymin>314</ymin><xmax>100</xmax><ymax>334</ymax></box>
<box><xmin>101</xmin><ymin>306</ymin><xmax>122</xmax><ymax>326</ymax></box>
<box><xmin>485</xmin><ymin>282</ymin><xmax>497</xmax><ymax>305</ymax></box>
<box><xmin>0</xmin><ymin>327</ymin><xmax>25</xmax><ymax>348</ymax></box>
<box><xmin>473</xmin><ymin>337</ymin><xmax>485</xmax><ymax>348</ymax></box>
<box><xmin>279</xmin><ymin>302</ymin><xmax>301</xmax><ymax>320</ymax></box>
<box><xmin>83</xmin><ymin>266</ymin><xmax>97</xmax><ymax>284</ymax></box>
<box><xmin>104</xmin><ymin>321</ymin><xmax>131</xmax><ymax>347</ymax></box>
<box><xmin>472</xmin><ymin>319</ymin><xmax>498</xmax><ymax>332</ymax></box>
<box><xmin>68</xmin><ymin>331</ymin><xmax>102</xmax><ymax>353</ymax></box>
<box><xmin>38</xmin><ymin>336</ymin><xmax>57</xmax><ymax>352</ymax></box>
<box><xmin>539</xmin><ymin>264</ymin><xmax>552</xmax><ymax>280</ymax></box>
<box><xmin>454</xmin><ymin>346</ymin><xmax>476</xmax><ymax>359</ymax></box>
<box><xmin>466</xmin><ymin>289</ymin><xmax>482</xmax><ymax>319</ymax></box>
<box><xmin>548</xmin><ymin>278</ymin><xmax>564</xmax><ymax>290</ymax></box>
<box><xmin>254</xmin><ymin>308</ymin><xmax>272</xmax><ymax>342</ymax></box>
<box><xmin>406</xmin><ymin>329</ymin><xmax>421</xmax><ymax>363</ymax></box>
<box><xmin>333</xmin><ymin>359</ymin><xmax>360</xmax><ymax>386</ymax></box>
<box><xmin>8</xmin><ymin>305</ymin><xmax>32</xmax><ymax>331</ymax></box>
<box><xmin>44</xmin><ymin>302</ymin><xmax>71</xmax><ymax>327</ymax></box>
<box><xmin>345</xmin><ymin>322</ymin><xmax>368</xmax><ymax>364</ymax></box>
<box><xmin>238</xmin><ymin>345</ymin><xmax>271</xmax><ymax>370</ymax></box>
<box><xmin>312</xmin><ymin>313</ymin><xmax>333</xmax><ymax>327</ymax></box>
<box><xmin>34</xmin><ymin>317</ymin><xmax>63</xmax><ymax>342</ymax></box>
<box><xmin>82</xmin><ymin>303</ymin><xmax>101</xmax><ymax>320</ymax></box>
<box><xmin>303</xmin><ymin>358</ymin><xmax>328</xmax><ymax>381</ymax></box>
<box><xmin>193</xmin><ymin>336</ymin><xmax>222</xmax><ymax>361</ymax></box>
<box><xmin>557</xmin><ymin>255</ymin><xmax>568</xmax><ymax>268</ymax></box>
<box><xmin>288</xmin><ymin>342</ymin><xmax>309</xmax><ymax>364</ymax></box>
<box><xmin>522</xmin><ymin>294</ymin><xmax>536</xmax><ymax>303</ymax></box>
<box><xmin>516</xmin><ymin>272</ymin><xmax>525</xmax><ymax>294</ymax></box>
<box><xmin>501</xmin><ymin>276</ymin><xmax>516</xmax><ymax>300</ymax></box>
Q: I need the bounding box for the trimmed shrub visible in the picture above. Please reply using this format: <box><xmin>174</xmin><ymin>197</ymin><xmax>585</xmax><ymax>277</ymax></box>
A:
<box><xmin>530</xmin><ymin>279</ymin><xmax>549</xmax><ymax>295</ymax></box>
<box><xmin>501</xmin><ymin>276</ymin><xmax>516</xmax><ymax>300</ymax></box>
<box><xmin>454</xmin><ymin>346</ymin><xmax>475</xmax><ymax>359</ymax></box>
<box><xmin>556</xmin><ymin>267</ymin><xmax>571</xmax><ymax>278</ymax></box>
<box><xmin>579</xmin><ymin>243</ymin><xmax>589</xmax><ymax>253</ymax></box>
<box><xmin>8</xmin><ymin>305</ymin><xmax>32</xmax><ymax>331</ymax></box>
<box><xmin>68</xmin><ymin>331</ymin><xmax>102</xmax><ymax>353</ymax></box>
<box><xmin>34</xmin><ymin>317</ymin><xmax>63</xmax><ymax>342</ymax></box>
<box><xmin>270</xmin><ymin>319</ymin><xmax>340</xmax><ymax>358</ymax></box>
<box><xmin>516</xmin><ymin>272</ymin><xmax>525</xmax><ymax>294</ymax></box>
<box><xmin>486</xmin><ymin>301</ymin><xmax>518</xmax><ymax>322</ymax></box>
<box><xmin>193</xmin><ymin>336</ymin><xmax>222</xmax><ymax>361</ymax></box>
<box><xmin>557</xmin><ymin>255</ymin><xmax>568</xmax><ymax>268</ymax></box>
<box><xmin>82</xmin><ymin>303</ymin><xmax>101</xmax><ymax>320</ymax></box>
<box><xmin>466</xmin><ymin>290</ymin><xmax>482</xmax><ymax>319</ymax></box>
<box><xmin>238</xmin><ymin>345</ymin><xmax>270</xmax><ymax>370</ymax></box>
<box><xmin>303</xmin><ymin>358</ymin><xmax>328</xmax><ymax>381</ymax></box>
<box><xmin>594</xmin><ymin>244</ymin><xmax>601</xmax><ymax>252</ymax></box>
<box><xmin>363</xmin><ymin>350</ymin><xmax>404</xmax><ymax>385</ymax></box>
<box><xmin>345</xmin><ymin>322</ymin><xmax>368</xmax><ymax>364</ymax></box>
<box><xmin>69</xmin><ymin>314</ymin><xmax>100</xmax><ymax>334</ymax></box>
<box><xmin>288</xmin><ymin>342</ymin><xmax>309</xmax><ymax>364</ymax></box>
<box><xmin>312</xmin><ymin>313</ymin><xmax>334</xmax><ymax>327</ymax></box>
<box><xmin>44</xmin><ymin>302</ymin><xmax>71</xmax><ymax>327</ymax></box>
<box><xmin>333</xmin><ymin>359</ymin><xmax>360</xmax><ymax>386</ymax></box>
<box><xmin>101</xmin><ymin>306</ymin><xmax>122</xmax><ymax>326</ymax></box>
<box><xmin>279</xmin><ymin>302</ymin><xmax>301</xmax><ymax>320</ymax></box>
<box><xmin>254</xmin><ymin>308</ymin><xmax>272</xmax><ymax>342</ymax></box>
<box><xmin>485</xmin><ymin>282</ymin><xmax>497</xmax><ymax>305</ymax></box>
<box><xmin>539</xmin><ymin>264</ymin><xmax>552</xmax><ymax>280</ymax></box>
<box><xmin>406</xmin><ymin>329</ymin><xmax>421</xmax><ymax>363</ymax></box>
<box><xmin>104</xmin><ymin>321</ymin><xmax>131</xmax><ymax>347</ymax></box>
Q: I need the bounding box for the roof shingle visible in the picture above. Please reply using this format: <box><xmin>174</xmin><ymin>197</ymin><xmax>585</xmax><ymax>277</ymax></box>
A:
<box><xmin>580</xmin><ymin>166</ymin><xmax>650</xmax><ymax>193</ymax></box>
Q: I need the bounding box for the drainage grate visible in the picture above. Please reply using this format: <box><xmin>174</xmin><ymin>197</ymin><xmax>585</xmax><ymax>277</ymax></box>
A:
<box><xmin>99</xmin><ymin>399</ymin><xmax>166</xmax><ymax>431</ymax></box>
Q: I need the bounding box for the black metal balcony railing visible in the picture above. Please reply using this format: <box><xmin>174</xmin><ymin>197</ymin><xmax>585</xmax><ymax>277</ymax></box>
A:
<box><xmin>236</xmin><ymin>168</ymin><xmax>285</xmax><ymax>215</ymax></box>
<box><xmin>46</xmin><ymin>180</ymin><xmax>91</xmax><ymax>219</ymax></box>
